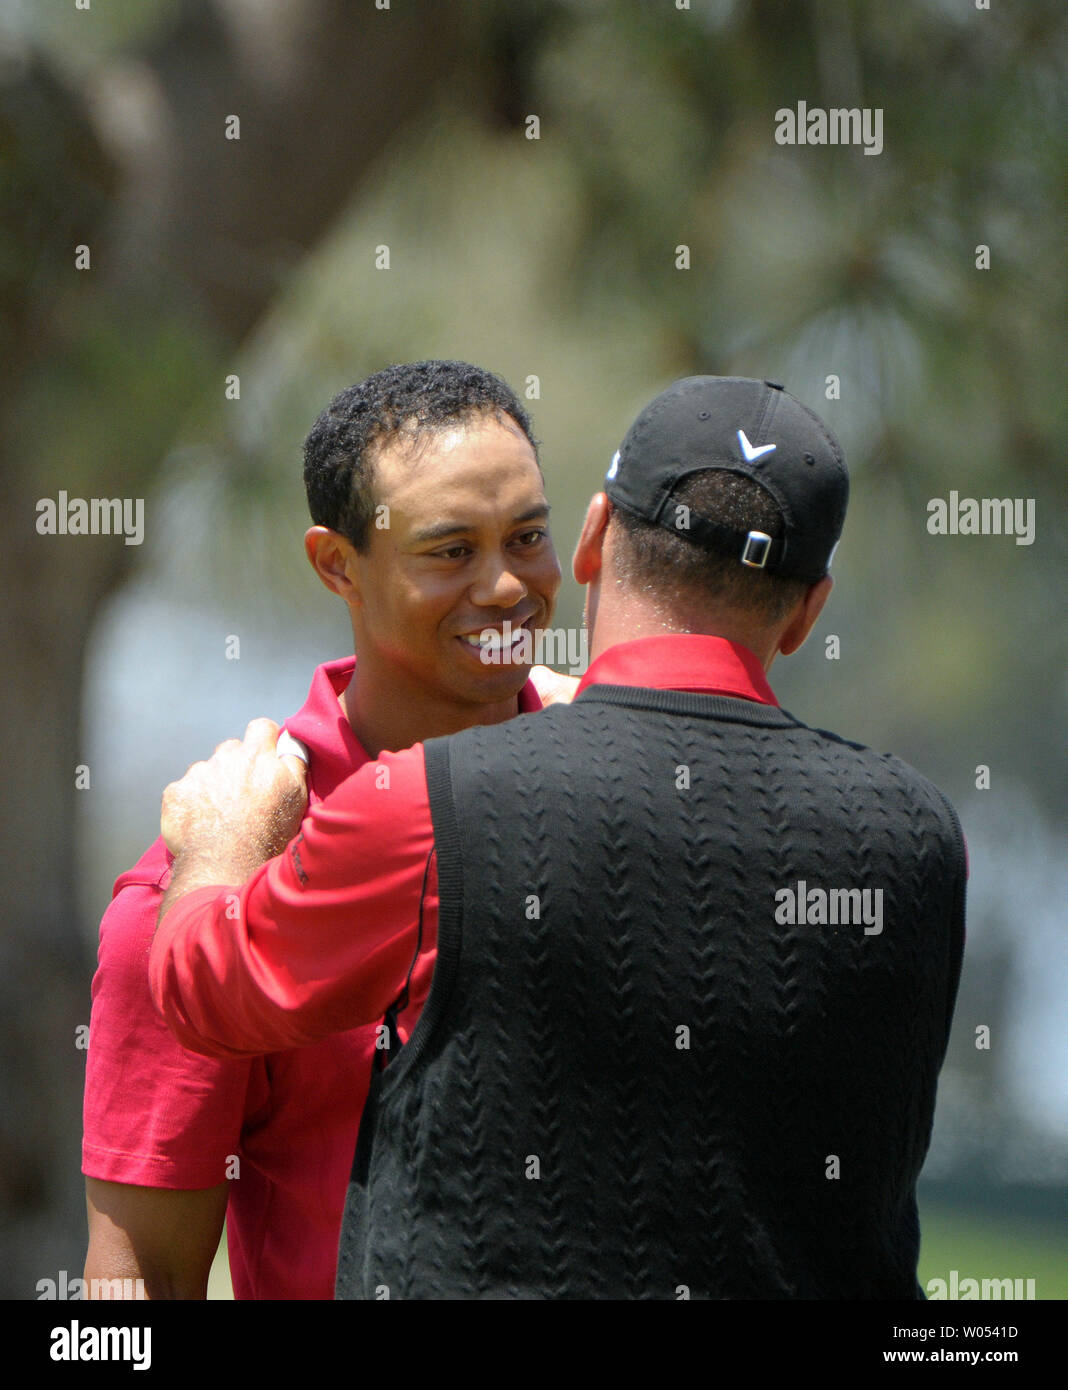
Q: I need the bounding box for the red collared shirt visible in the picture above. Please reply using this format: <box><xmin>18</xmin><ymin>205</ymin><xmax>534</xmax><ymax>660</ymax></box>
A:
<box><xmin>150</xmin><ymin>636</ymin><xmax>777</xmax><ymax>1058</ymax></box>
<box><xmin>86</xmin><ymin>656</ymin><xmax>542</xmax><ymax>1299</ymax></box>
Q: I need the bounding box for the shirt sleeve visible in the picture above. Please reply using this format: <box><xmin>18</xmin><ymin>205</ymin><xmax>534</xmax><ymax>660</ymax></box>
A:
<box><xmin>150</xmin><ymin>744</ymin><xmax>436</xmax><ymax>1059</ymax></box>
<box><xmin>83</xmin><ymin>843</ymin><xmax>252</xmax><ymax>1189</ymax></box>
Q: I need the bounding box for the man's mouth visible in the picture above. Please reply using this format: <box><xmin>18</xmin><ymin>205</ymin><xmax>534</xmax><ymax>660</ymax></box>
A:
<box><xmin>456</xmin><ymin>615</ymin><xmax>535</xmax><ymax>654</ymax></box>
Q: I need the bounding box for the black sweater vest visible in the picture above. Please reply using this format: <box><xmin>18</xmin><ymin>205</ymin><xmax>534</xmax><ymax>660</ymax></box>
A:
<box><xmin>336</xmin><ymin>686</ymin><xmax>966</xmax><ymax>1300</ymax></box>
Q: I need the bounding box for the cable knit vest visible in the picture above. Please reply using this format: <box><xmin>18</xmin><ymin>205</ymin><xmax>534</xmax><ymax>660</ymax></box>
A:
<box><xmin>336</xmin><ymin>686</ymin><xmax>966</xmax><ymax>1300</ymax></box>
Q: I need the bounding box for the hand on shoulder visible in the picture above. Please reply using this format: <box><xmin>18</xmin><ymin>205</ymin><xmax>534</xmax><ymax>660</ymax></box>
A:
<box><xmin>530</xmin><ymin>666</ymin><xmax>580</xmax><ymax>707</ymax></box>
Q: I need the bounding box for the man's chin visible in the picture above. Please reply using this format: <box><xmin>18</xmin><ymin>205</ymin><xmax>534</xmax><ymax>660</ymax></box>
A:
<box><xmin>464</xmin><ymin>667</ymin><xmax>533</xmax><ymax>705</ymax></box>
<box><xmin>447</xmin><ymin>642</ymin><xmax>533</xmax><ymax>704</ymax></box>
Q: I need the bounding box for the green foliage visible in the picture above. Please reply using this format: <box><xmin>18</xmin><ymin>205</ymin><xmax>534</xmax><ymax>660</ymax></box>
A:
<box><xmin>17</xmin><ymin>0</ymin><xmax>187</xmax><ymax>66</ymax></box>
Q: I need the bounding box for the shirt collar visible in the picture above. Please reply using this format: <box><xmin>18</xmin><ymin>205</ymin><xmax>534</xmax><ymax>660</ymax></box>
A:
<box><xmin>284</xmin><ymin>657</ymin><xmax>544</xmax><ymax>797</ymax></box>
<box><xmin>575</xmin><ymin>634</ymin><xmax>778</xmax><ymax>706</ymax></box>
<box><xmin>283</xmin><ymin>657</ymin><xmax>366</xmax><ymax>798</ymax></box>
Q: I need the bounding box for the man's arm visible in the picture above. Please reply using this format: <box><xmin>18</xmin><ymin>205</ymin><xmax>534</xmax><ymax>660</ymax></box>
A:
<box><xmin>83</xmin><ymin>849</ymin><xmax>253</xmax><ymax>1300</ymax></box>
<box><xmin>84</xmin><ymin>1178</ymin><xmax>228</xmax><ymax>1301</ymax></box>
<box><xmin>151</xmin><ymin>720</ymin><xmax>434</xmax><ymax>1058</ymax></box>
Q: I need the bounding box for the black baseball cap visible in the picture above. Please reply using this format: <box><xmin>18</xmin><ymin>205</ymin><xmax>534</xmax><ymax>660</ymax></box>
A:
<box><xmin>605</xmin><ymin>376</ymin><xmax>848</xmax><ymax>582</ymax></box>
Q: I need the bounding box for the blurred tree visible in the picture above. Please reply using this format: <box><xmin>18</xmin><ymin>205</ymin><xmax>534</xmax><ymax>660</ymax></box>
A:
<box><xmin>0</xmin><ymin>0</ymin><xmax>559</xmax><ymax>1296</ymax></box>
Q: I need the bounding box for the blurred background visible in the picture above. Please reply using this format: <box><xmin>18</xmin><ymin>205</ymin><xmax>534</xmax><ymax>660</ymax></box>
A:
<box><xmin>1</xmin><ymin>0</ymin><xmax>1064</xmax><ymax>1299</ymax></box>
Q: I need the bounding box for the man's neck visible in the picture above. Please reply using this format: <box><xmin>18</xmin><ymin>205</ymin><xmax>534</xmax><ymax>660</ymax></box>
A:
<box><xmin>587</xmin><ymin>597</ymin><xmax>778</xmax><ymax>671</ymax></box>
<box><xmin>340</xmin><ymin>667</ymin><xmax>520</xmax><ymax>759</ymax></box>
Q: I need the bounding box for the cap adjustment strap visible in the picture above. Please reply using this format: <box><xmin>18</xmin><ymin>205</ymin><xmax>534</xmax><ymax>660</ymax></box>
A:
<box><xmin>656</xmin><ymin>507</ymin><xmax>787</xmax><ymax>571</ymax></box>
<box><xmin>740</xmin><ymin>531</ymin><xmax>773</xmax><ymax>569</ymax></box>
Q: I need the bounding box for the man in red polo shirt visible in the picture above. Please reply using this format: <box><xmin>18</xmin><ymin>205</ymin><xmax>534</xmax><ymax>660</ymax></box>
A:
<box><xmin>82</xmin><ymin>360</ymin><xmax>573</xmax><ymax>1299</ymax></box>
<box><xmin>151</xmin><ymin>376</ymin><xmax>966</xmax><ymax>1300</ymax></box>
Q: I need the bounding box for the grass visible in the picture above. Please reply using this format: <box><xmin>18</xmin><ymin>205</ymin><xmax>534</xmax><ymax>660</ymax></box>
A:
<box><xmin>918</xmin><ymin>1201</ymin><xmax>1068</xmax><ymax>1300</ymax></box>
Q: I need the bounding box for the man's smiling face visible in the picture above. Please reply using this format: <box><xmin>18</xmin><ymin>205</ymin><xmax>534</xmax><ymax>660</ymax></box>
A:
<box><xmin>350</xmin><ymin>412</ymin><xmax>561</xmax><ymax>711</ymax></box>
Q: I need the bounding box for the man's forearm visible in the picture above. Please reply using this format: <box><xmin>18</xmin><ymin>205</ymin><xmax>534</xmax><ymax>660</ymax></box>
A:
<box><xmin>159</xmin><ymin>843</ymin><xmax>268</xmax><ymax>925</ymax></box>
<box><xmin>85</xmin><ymin>1178</ymin><xmax>229</xmax><ymax>1302</ymax></box>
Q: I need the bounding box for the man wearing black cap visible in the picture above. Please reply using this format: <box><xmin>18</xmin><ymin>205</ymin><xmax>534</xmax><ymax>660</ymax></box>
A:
<box><xmin>150</xmin><ymin>376</ymin><xmax>967</xmax><ymax>1300</ymax></box>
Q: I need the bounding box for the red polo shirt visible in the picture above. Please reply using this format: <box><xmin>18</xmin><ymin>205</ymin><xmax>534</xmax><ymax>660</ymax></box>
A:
<box><xmin>85</xmin><ymin>656</ymin><xmax>542</xmax><ymax>1299</ymax></box>
<box><xmin>151</xmin><ymin>636</ymin><xmax>777</xmax><ymax>1058</ymax></box>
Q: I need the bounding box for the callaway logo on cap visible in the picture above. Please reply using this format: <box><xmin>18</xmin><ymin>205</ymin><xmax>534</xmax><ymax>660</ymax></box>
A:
<box><xmin>605</xmin><ymin>376</ymin><xmax>849</xmax><ymax>582</ymax></box>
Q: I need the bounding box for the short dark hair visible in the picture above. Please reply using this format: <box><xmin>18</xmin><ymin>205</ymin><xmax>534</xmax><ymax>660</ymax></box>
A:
<box><xmin>303</xmin><ymin>360</ymin><xmax>538</xmax><ymax>550</ymax></box>
<box><xmin>610</xmin><ymin>470</ymin><xmax>811</xmax><ymax>623</ymax></box>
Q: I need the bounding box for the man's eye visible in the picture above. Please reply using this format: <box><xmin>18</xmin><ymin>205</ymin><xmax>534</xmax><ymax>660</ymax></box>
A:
<box><xmin>435</xmin><ymin>545</ymin><xmax>471</xmax><ymax>560</ymax></box>
<box><xmin>514</xmin><ymin>529</ymin><xmax>546</xmax><ymax>546</ymax></box>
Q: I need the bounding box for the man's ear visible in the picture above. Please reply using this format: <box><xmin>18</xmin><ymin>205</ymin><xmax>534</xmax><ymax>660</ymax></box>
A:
<box><xmin>572</xmin><ymin>493</ymin><xmax>612</xmax><ymax>585</ymax></box>
<box><xmin>304</xmin><ymin>526</ymin><xmax>362</xmax><ymax>601</ymax></box>
<box><xmin>778</xmin><ymin>575</ymin><xmax>833</xmax><ymax>657</ymax></box>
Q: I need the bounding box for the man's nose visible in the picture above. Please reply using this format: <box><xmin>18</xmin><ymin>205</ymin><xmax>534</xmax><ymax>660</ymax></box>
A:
<box><xmin>468</xmin><ymin>552</ymin><xmax>528</xmax><ymax>609</ymax></box>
